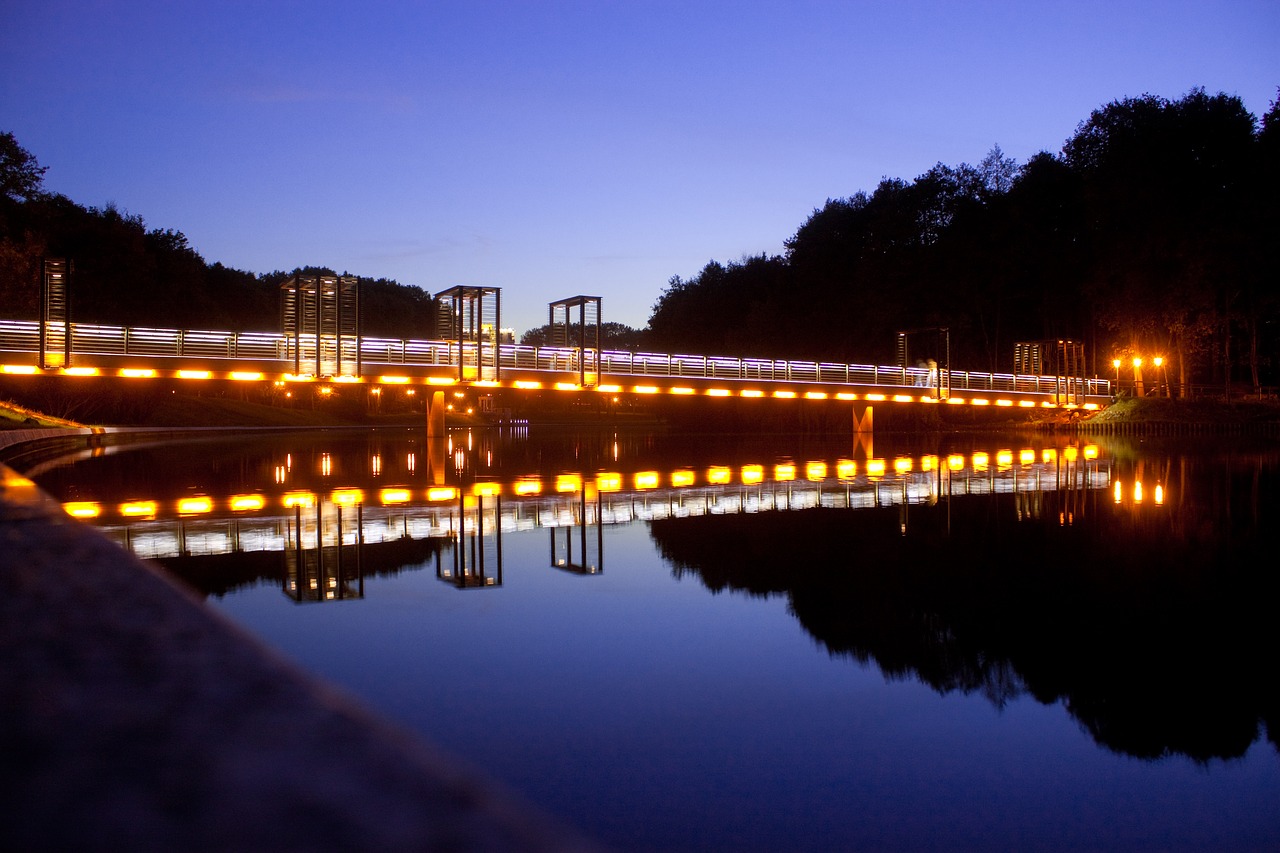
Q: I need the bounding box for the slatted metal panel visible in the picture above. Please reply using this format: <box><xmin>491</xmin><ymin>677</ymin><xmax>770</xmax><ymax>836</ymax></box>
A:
<box><xmin>40</xmin><ymin>258</ymin><xmax>71</xmax><ymax>368</ymax></box>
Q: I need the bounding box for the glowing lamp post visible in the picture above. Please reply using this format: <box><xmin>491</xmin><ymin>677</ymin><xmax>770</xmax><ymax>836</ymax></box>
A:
<box><xmin>1112</xmin><ymin>358</ymin><xmax>1122</xmax><ymax>395</ymax></box>
<box><xmin>1132</xmin><ymin>357</ymin><xmax>1144</xmax><ymax>397</ymax></box>
<box><xmin>1153</xmin><ymin>356</ymin><xmax>1165</xmax><ymax>397</ymax></box>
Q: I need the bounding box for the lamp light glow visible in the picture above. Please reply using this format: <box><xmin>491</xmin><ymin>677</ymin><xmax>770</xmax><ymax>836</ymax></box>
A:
<box><xmin>514</xmin><ymin>479</ymin><xmax>543</xmax><ymax>496</ymax></box>
<box><xmin>63</xmin><ymin>501</ymin><xmax>101</xmax><ymax>518</ymax></box>
<box><xmin>120</xmin><ymin>500</ymin><xmax>157</xmax><ymax>517</ymax></box>
<box><xmin>634</xmin><ymin>471</ymin><xmax>660</xmax><ymax>489</ymax></box>
<box><xmin>177</xmin><ymin>497</ymin><xmax>213</xmax><ymax>515</ymax></box>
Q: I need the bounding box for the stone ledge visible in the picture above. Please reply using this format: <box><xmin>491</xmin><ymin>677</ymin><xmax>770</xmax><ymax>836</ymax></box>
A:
<box><xmin>0</xmin><ymin>463</ymin><xmax>603</xmax><ymax>851</ymax></box>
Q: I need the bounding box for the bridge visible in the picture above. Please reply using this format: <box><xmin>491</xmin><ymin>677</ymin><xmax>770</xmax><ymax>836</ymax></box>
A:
<box><xmin>0</xmin><ymin>318</ymin><xmax>1112</xmax><ymax>425</ymax></box>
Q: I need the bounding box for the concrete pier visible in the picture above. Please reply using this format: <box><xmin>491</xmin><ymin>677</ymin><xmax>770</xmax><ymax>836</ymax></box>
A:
<box><xmin>0</xmin><ymin>431</ymin><xmax>602</xmax><ymax>851</ymax></box>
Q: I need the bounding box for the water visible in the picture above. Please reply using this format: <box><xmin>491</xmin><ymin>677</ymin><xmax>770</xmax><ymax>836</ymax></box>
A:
<box><xmin>24</xmin><ymin>427</ymin><xmax>1280</xmax><ymax>851</ymax></box>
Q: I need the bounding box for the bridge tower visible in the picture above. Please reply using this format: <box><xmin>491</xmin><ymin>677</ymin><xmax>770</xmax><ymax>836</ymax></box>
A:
<box><xmin>1015</xmin><ymin>339</ymin><xmax>1087</xmax><ymax>406</ymax></box>
<box><xmin>280</xmin><ymin>274</ymin><xmax>360</xmax><ymax>378</ymax></box>
<box><xmin>548</xmin><ymin>295</ymin><xmax>601</xmax><ymax>388</ymax></box>
<box><xmin>551</xmin><ymin>480</ymin><xmax>603</xmax><ymax>575</ymax></box>
<box><xmin>435</xmin><ymin>285</ymin><xmax>501</xmax><ymax>383</ymax></box>
<box><xmin>39</xmin><ymin>257</ymin><xmax>72</xmax><ymax>369</ymax></box>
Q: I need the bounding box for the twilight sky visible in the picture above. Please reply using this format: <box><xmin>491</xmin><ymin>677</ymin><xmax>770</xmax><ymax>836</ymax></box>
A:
<box><xmin>3</xmin><ymin>1</ymin><xmax>1277</xmax><ymax>335</ymax></box>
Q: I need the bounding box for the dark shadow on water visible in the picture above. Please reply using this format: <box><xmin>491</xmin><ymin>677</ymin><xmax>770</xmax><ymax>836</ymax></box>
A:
<box><xmin>649</xmin><ymin>451</ymin><xmax>1280</xmax><ymax>763</ymax></box>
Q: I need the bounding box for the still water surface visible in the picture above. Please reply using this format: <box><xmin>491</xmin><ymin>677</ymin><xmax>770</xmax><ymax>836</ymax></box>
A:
<box><xmin>26</xmin><ymin>427</ymin><xmax>1280</xmax><ymax>851</ymax></box>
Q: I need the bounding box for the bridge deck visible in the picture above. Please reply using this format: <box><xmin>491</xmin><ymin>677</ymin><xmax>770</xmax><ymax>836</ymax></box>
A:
<box><xmin>1</xmin><ymin>320</ymin><xmax>1111</xmax><ymax>408</ymax></box>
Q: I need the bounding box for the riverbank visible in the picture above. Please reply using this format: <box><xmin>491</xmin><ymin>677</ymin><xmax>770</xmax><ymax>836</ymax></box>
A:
<box><xmin>1039</xmin><ymin>396</ymin><xmax>1280</xmax><ymax>436</ymax></box>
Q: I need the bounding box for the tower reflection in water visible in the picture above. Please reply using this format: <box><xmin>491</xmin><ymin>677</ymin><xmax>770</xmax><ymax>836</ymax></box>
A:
<box><xmin>55</xmin><ymin>431</ymin><xmax>1115</xmax><ymax>603</ymax></box>
<box><xmin>435</xmin><ymin>489</ymin><xmax>503</xmax><ymax>589</ymax></box>
<box><xmin>283</xmin><ymin>498</ymin><xmax>365</xmax><ymax>602</ymax></box>
<box><xmin>551</xmin><ymin>480</ymin><xmax>602</xmax><ymax>575</ymax></box>
<box><xmin>435</xmin><ymin>428</ymin><xmax>503</xmax><ymax>588</ymax></box>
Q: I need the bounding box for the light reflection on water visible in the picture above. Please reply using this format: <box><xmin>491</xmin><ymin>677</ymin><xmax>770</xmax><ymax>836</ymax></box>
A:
<box><xmin>25</xmin><ymin>428</ymin><xmax>1280</xmax><ymax>852</ymax></box>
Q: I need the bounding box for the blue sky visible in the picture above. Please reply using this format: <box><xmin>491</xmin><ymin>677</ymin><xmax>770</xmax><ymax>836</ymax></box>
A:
<box><xmin>3</xmin><ymin>1</ymin><xmax>1277</xmax><ymax>335</ymax></box>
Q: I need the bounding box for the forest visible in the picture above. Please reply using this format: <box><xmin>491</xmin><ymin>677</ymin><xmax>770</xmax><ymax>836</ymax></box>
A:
<box><xmin>648</xmin><ymin>89</ymin><xmax>1279</xmax><ymax>394</ymax></box>
<box><xmin>3</xmin><ymin>87</ymin><xmax>1277</xmax><ymax>392</ymax></box>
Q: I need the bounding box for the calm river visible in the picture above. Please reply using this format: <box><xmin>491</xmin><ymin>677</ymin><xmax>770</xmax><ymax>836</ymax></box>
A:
<box><xmin>24</xmin><ymin>426</ymin><xmax>1280</xmax><ymax>852</ymax></box>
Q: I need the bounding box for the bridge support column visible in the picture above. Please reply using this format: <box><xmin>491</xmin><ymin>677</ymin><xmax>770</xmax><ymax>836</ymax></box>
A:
<box><xmin>427</xmin><ymin>390</ymin><xmax>446</xmax><ymax>442</ymax></box>
<box><xmin>853</xmin><ymin>404</ymin><xmax>873</xmax><ymax>435</ymax></box>
<box><xmin>853</xmin><ymin>404</ymin><xmax>874</xmax><ymax>459</ymax></box>
<box><xmin>426</xmin><ymin>390</ymin><xmax>448</xmax><ymax>486</ymax></box>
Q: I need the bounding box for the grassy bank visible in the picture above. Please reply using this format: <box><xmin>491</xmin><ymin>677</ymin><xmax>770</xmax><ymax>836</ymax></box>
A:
<box><xmin>1082</xmin><ymin>396</ymin><xmax>1280</xmax><ymax>425</ymax></box>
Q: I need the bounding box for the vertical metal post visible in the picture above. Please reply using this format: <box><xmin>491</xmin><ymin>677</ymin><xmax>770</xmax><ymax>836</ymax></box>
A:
<box><xmin>40</xmin><ymin>257</ymin><xmax>72</xmax><ymax>369</ymax></box>
<box><xmin>494</xmin><ymin>288</ymin><xmax>502</xmax><ymax>382</ymax></box>
<box><xmin>494</xmin><ymin>494</ymin><xmax>503</xmax><ymax>585</ymax></box>
<box><xmin>313</xmin><ymin>279</ymin><xmax>322</xmax><ymax>377</ymax></box>
<box><xmin>63</xmin><ymin>261</ymin><xmax>72</xmax><ymax>367</ymax></box>
<box><xmin>335</xmin><ymin>505</ymin><xmax>344</xmax><ymax>600</ymax></box>
<box><xmin>335</xmin><ymin>277</ymin><xmax>343</xmax><ymax>379</ymax></box>
<box><xmin>357</xmin><ymin>503</ymin><xmax>365</xmax><ymax>598</ymax></box>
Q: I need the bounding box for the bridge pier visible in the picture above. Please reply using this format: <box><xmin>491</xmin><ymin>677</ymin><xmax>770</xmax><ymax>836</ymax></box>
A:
<box><xmin>853</xmin><ymin>404</ymin><xmax>874</xmax><ymax>459</ymax></box>
<box><xmin>425</xmin><ymin>390</ymin><xmax>449</xmax><ymax>485</ymax></box>
<box><xmin>426</xmin><ymin>390</ymin><xmax>446</xmax><ymax>441</ymax></box>
<box><xmin>853</xmin><ymin>404</ymin><xmax>873</xmax><ymax>435</ymax></box>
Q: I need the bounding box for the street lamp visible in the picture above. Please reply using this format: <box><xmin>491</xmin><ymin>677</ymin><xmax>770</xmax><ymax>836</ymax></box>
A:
<box><xmin>1112</xmin><ymin>358</ymin><xmax>1122</xmax><ymax>395</ymax></box>
<box><xmin>1132</xmin><ymin>357</ymin><xmax>1144</xmax><ymax>397</ymax></box>
<box><xmin>1153</xmin><ymin>356</ymin><xmax>1164</xmax><ymax>397</ymax></box>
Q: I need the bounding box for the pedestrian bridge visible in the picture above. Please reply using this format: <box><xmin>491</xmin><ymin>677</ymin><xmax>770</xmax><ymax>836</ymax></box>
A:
<box><xmin>0</xmin><ymin>318</ymin><xmax>1111</xmax><ymax>411</ymax></box>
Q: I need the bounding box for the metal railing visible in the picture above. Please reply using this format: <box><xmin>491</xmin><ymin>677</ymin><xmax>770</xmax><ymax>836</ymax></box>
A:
<box><xmin>0</xmin><ymin>319</ymin><xmax>1112</xmax><ymax>397</ymax></box>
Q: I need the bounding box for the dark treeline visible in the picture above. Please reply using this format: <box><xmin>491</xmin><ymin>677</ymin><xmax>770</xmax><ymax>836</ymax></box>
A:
<box><xmin>648</xmin><ymin>88</ymin><xmax>1280</xmax><ymax>392</ymax></box>
<box><xmin>519</xmin><ymin>321</ymin><xmax>645</xmax><ymax>350</ymax></box>
<box><xmin>0</xmin><ymin>133</ymin><xmax>436</xmax><ymax>339</ymax></box>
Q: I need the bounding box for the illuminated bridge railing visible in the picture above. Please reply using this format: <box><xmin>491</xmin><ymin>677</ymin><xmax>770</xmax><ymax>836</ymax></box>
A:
<box><xmin>0</xmin><ymin>319</ymin><xmax>1111</xmax><ymax>397</ymax></box>
<box><xmin>76</xmin><ymin>453</ymin><xmax>1113</xmax><ymax>561</ymax></box>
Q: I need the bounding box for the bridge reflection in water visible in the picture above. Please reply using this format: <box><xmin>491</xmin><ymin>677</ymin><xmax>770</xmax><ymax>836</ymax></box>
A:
<box><xmin>60</xmin><ymin>442</ymin><xmax>1114</xmax><ymax>601</ymax></box>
